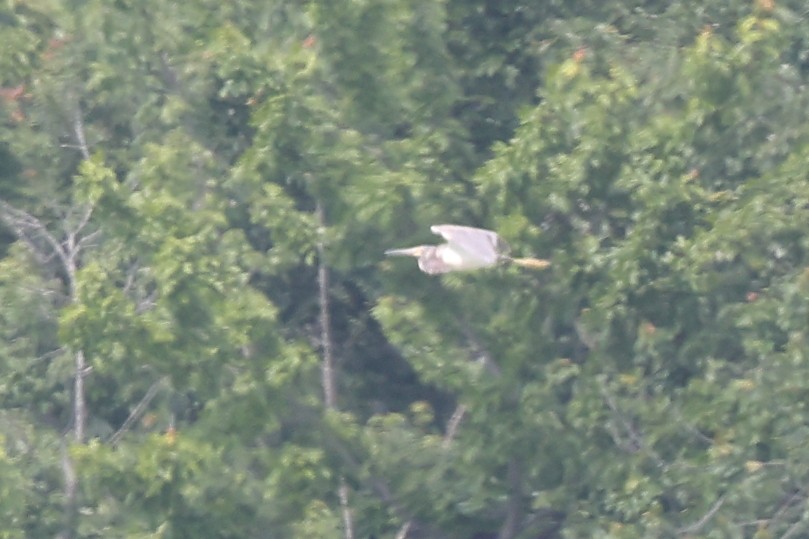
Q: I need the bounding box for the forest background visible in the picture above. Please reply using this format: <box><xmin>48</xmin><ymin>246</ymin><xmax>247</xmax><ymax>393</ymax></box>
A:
<box><xmin>2</xmin><ymin>1</ymin><xmax>809</xmax><ymax>538</ymax></box>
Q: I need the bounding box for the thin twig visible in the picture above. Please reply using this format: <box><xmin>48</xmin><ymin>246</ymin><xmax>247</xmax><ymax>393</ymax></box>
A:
<box><xmin>395</xmin><ymin>321</ymin><xmax>504</xmax><ymax>538</ymax></box>
<box><xmin>599</xmin><ymin>379</ymin><xmax>665</xmax><ymax>467</ymax></box>
<box><xmin>443</xmin><ymin>404</ymin><xmax>467</xmax><ymax>448</ymax></box>
<box><xmin>780</xmin><ymin>516</ymin><xmax>808</xmax><ymax>539</ymax></box>
<box><xmin>393</xmin><ymin>402</ymin><xmax>470</xmax><ymax>538</ymax></box>
<box><xmin>669</xmin><ymin>404</ymin><xmax>714</xmax><ymax>445</ymax></box>
<box><xmin>677</xmin><ymin>495</ymin><xmax>726</xmax><ymax>536</ymax></box>
<box><xmin>72</xmin><ymin>106</ymin><xmax>91</xmax><ymax>160</ymax></box>
<box><xmin>0</xmin><ymin>201</ymin><xmax>70</xmax><ymax>276</ymax></box>
<box><xmin>458</xmin><ymin>319</ymin><xmax>501</xmax><ymax>376</ymax></box>
<box><xmin>109</xmin><ymin>377</ymin><xmax>167</xmax><ymax>446</ymax></box>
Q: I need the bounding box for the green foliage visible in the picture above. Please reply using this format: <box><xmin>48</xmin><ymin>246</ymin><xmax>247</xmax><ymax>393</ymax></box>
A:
<box><xmin>5</xmin><ymin>0</ymin><xmax>809</xmax><ymax>537</ymax></box>
<box><xmin>74</xmin><ymin>433</ymin><xmax>270</xmax><ymax>538</ymax></box>
<box><xmin>468</xmin><ymin>9</ymin><xmax>809</xmax><ymax>536</ymax></box>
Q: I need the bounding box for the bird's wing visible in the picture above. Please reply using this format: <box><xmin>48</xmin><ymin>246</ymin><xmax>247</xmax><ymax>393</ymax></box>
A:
<box><xmin>430</xmin><ymin>225</ymin><xmax>507</xmax><ymax>264</ymax></box>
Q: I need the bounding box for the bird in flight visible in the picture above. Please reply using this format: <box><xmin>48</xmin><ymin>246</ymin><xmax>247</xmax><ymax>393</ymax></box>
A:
<box><xmin>385</xmin><ymin>224</ymin><xmax>550</xmax><ymax>275</ymax></box>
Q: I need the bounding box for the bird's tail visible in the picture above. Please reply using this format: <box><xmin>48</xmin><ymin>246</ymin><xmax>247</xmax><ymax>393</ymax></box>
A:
<box><xmin>510</xmin><ymin>257</ymin><xmax>551</xmax><ymax>270</ymax></box>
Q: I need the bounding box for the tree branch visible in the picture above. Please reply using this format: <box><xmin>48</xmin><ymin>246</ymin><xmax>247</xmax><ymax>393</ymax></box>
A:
<box><xmin>498</xmin><ymin>458</ymin><xmax>523</xmax><ymax>539</ymax></box>
<box><xmin>0</xmin><ymin>200</ymin><xmax>71</xmax><ymax>282</ymax></box>
<box><xmin>458</xmin><ymin>318</ymin><xmax>501</xmax><ymax>377</ymax></box>
<box><xmin>317</xmin><ymin>202</ymin><xmax>337</xmax><ymax>410</ymax></box>
<box><xmin>781</xmin><ymin>520</ymin><xmax>808</xmax><ymax>539</ymax></box>
<box><xmin>0</xmin><ymin>195</ymin><xmax>97</xmax><ymax>539</ymax></box>
<box><xmin>73</xmin><ymin>350</ymin><xmax>86</xmax><ymax>443</ymax></box>
<box><xmin>599</xmin><ymin>379</ymin><xmax>665</xmax><ymax>467</ymax></box>
<box><xmin>315</xmin><ymin>201</ymin><xmax>354</xmax><ymax>539</ymax></box>
<box><xmin>59</xmin><ymin>439</ymin><xmax>78</xmax><ymax>539</ymax></box>
<box><xmin>394</xmin><ymin>521</ymin><xmax>412</xmax><ymax>539</ymax></box>
<box><xmin>677</xmin><ymin>495</ymin><xmax>726</xmax><ymax>536</ymax></box>
<box><xmin>72</xmin><ymin>106</ymin><xmax>91</xmax><ymax>160</ymax></box>
<box><xmin>443</xmin><ymin>404</ymin><xmax>467</xmax><ymax>449</ymax></box>
<box><xmin>109</xmin><ymin>377</ymin><xmax>167</xmax><ymax>446</ymax></box>
<box><xmin>394</xmin><ymin>402</ymin><xmax>468</xmax><ymax>538</ymax></box>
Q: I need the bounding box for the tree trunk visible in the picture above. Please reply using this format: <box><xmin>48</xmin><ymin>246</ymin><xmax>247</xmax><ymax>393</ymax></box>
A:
<box><xmin>0</xmin><ymin>194</ymin><xmax>93</xmax><ymax>539</ymax></box>
<box><xmin>316</xmin><ymin>201</ymin><xmax>354</xmax><ymax>539</ymax></box>
<box><xmin>498</xmin><ymin>457</ymin><xmax>523</xmax><ymax>539</ymax></box>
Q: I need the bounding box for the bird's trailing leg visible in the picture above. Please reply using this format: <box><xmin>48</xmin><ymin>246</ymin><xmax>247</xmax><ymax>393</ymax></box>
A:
<box><xmin>508</xmin><ymin>257</ymin><xmax>552</xmax><ymax>270</ymax></box>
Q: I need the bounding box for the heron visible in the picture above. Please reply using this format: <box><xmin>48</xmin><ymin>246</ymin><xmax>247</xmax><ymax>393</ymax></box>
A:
<box><xmin>385</xmin><ymin>224</ymin><xmax>551</xmax><ymax>275</ymax></box>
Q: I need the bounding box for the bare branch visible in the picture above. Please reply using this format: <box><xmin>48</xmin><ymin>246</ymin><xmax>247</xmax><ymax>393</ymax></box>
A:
<box><xmin>338</xmin><ymin>482</ymin><xmax>354</xmax><ymax>539</ymax></box>
<box><xmin>394</xmin><ymin>521</ymin><xmax>412</xmax><ymax>539</ymax></box>
<box><xmin>738</xmin><ymin>486</ymin><xmax>809</xmax><ymax>538</ymax></box>
<box><xmin>497</xmin><ymin>458</ymin><xmax>523</xmax><ymax>539</ymax></box>
<box><xmin>73</xmin><ymin>350</ymin><xmax>87</xmax><ymax>442</ymax></box>
<box><xmin>6</xmin><ymin>102</ymin><xmax>96</xmax><ymax>539</ymax></box>
<box><xmin>73</xmin><ymin>204</ymin><xmax>94</xmax><ymax>237</ymax></box>
<box><xmin>0</xmin><ymin>200</ymin><xmax>76</xmax><ymax>296</ymax></box>
<box><xmin>316</xmin><ymin>201</ymin><xmax>336</xmax><ymax>410</ymax></box>
<box><xmin>392</xmin><ymin>403</ymin><xmax>469</xmax><ymax>539</ymax></box>
<box><xmin>76</xmin><ymin>229</ymin><xmax>102</xmax><ymax>251</ymax></box>
<box><xmin>109</xmin><ymin>377</ymin><xmax>167</xmax><ymax>447</ymax></box>
<box><xmin>443</xmin><ymin>404</ymin><xmax>467</xmax><ymax>448</ymax></box>
<box><xmin>72</xmin><ymin>106</ymin><xmax>90</xmax><ymax>160</ymax></box>
<box><xmin>315</xmin><ymin>200</ymin><xmax>354</xmax><ymax>539</ymax></box>
<box><xmin>328</xmin><ymin>429</ymin><xmax>439</xmax><ymax>538</ymax></box>
<box><xmin>0</xmin><ymin>192</ymin><xmax>98</xmax><ymax>539</ymax></box>
<box><xmin>780</xmin><ymin>517</ymin><xmax>809</xmax><ymax>539</ymax></box>
<box><xmin>677</xmin><ymin>495</ymin><xmax>726</xmax><ymax>536</ymax></box>
<box><xmin>59</xmin><ymin>439</ymin><xmax>78</xmax><ymax>539</ymax></box>
<box><xmin>669</xmin><ymin>404</ymin><xmax>714</xmax><ymax>445</ymax></box>
<box><xmin>458</xmin><ymin>319</ymin><xmax>501</xmax><ymax>377</ymax></box>
<box><xmin>599</xmin><ymin>379</ymin><xmax>665</xmax><ymax>466</ymax></box>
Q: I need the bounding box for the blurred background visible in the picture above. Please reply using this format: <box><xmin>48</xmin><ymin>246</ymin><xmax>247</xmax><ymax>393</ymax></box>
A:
<box><xmin>1</xmin><ymin>1</ymin><xmax>808</xmax><ymax>537</ymax></box>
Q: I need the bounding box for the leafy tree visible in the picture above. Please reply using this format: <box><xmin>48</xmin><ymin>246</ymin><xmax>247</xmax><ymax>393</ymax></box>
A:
<box><xmin>4</xmin><ymin>0</ymin><xmax>809</xmax><ymax>538</ymax></box>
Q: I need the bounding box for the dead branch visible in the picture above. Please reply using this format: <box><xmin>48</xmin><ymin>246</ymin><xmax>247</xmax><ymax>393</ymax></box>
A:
<box><xmin>677</xmin><ymin>495</ymin><xmax>726</xmax><ymax>536</ymax></box>
<box><xmin>315</xmin><ymin>200</ymin><xmax>354</xmax><ymax>539</ymax></box>
<box><xmin>109</xmin><ymin>377</ymin><xmax>167</xmax><ymax>446</ymax></box>
<box><xmin>72</xmin><ymin>106</ymin><xmax>90</xmax><ymax>160</ymax></box>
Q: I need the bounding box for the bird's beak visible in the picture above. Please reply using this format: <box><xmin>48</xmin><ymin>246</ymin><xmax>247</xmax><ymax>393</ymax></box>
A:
<box><xmin>384</xmin><ymin>246</ymin><xmax>424</xmax><ymax>258</ymax></box>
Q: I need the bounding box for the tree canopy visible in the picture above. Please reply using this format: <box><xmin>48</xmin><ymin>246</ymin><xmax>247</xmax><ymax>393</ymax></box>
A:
<box><xmin>2</xmin><ymin>0</ymin><xmax>809</xmax><ymax>537</ymax></box>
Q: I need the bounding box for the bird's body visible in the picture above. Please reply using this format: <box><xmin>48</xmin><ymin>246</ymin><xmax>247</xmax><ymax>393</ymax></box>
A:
<box><xmin>385</xmin><ymin>224</ymin><xmax>550</xmax><ymax>275</ymax></box>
